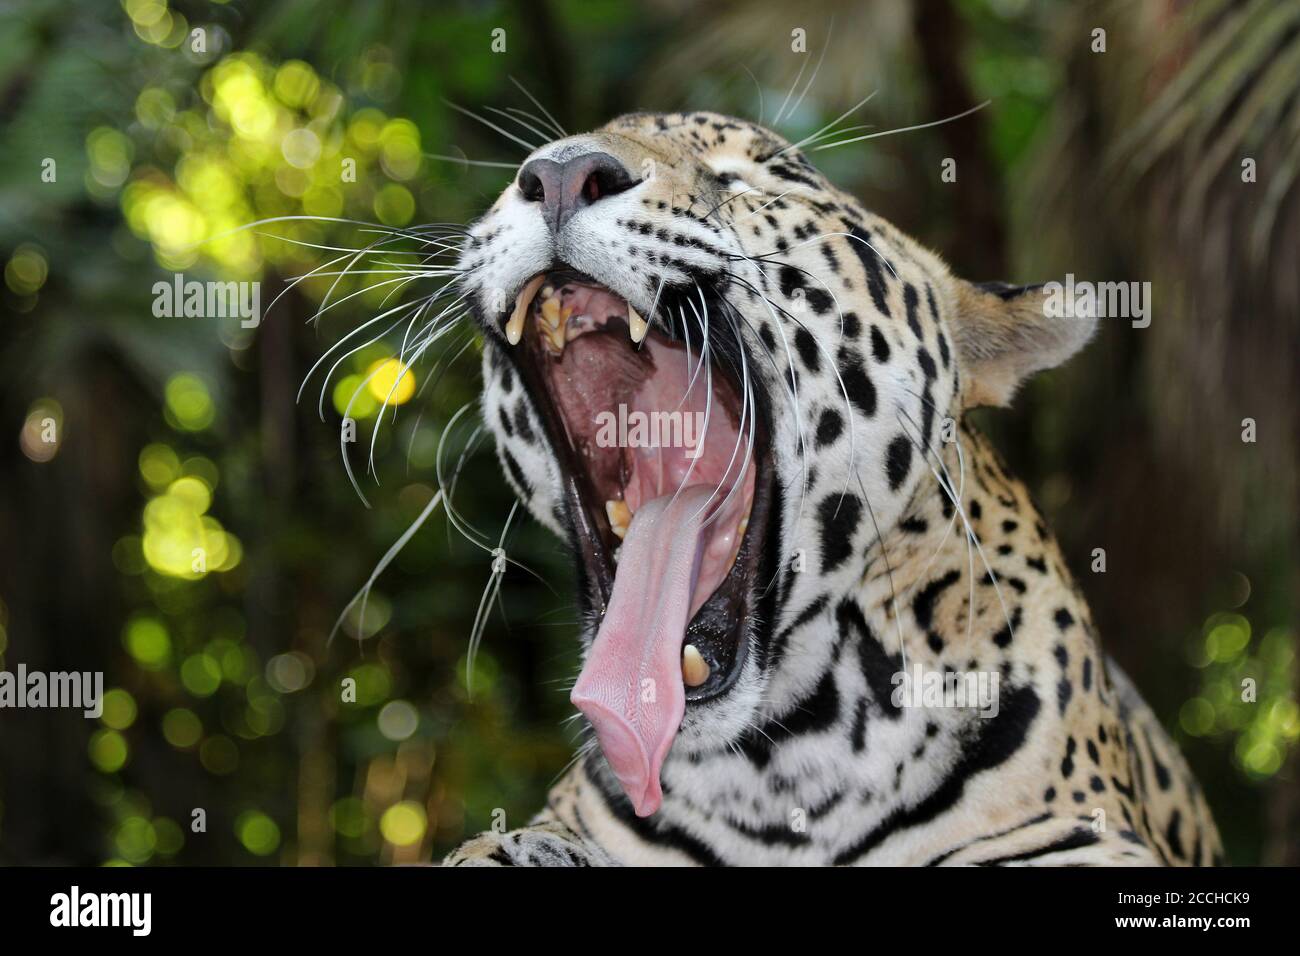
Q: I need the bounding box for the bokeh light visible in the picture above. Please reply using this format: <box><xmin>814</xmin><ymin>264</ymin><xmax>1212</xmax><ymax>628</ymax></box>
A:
<box><xmin>89</xmin><ymin>730</ymin><xmax>129</xmax><ymax>773</ymax></box>
<box><xmin>365</xmin><ymin>358</ymin><xmax>416</xmax><ymax>406</ymax></box>
<box><xmin>379</xmin><ymin>801</ymin><xmax>426</xmax><ymax>847</ymax></box>
<box><xmin>235</xmin><ymin>810</ymin><xmax>281</xmax><ymax>856</ymax></box>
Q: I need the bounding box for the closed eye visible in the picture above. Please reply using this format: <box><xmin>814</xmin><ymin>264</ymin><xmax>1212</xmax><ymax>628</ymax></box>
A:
<box><xmin>710</xmin><ymin>167</ymin><xmax>757</xmax><ymax>192</ymax></box>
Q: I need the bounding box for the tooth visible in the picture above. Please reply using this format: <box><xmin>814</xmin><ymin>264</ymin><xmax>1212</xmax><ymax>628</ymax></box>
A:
<box><xmin>605</xmin><ymin>499</ymin><xmax>631</xmax><ymax>539</ymax></box>
<box><xmin>506</xmin><ymin>275</ymin><xmax>545</xmax><ymax>345</ymax></box>
<box><xmin>682</xmin><ymin>644</ymin><xmax>710</xmax><ymax>687</ymax></box>
<box><xmin>628</xmin><ymin>303</ymin><xmax>648</xmax><ymax>344</ymax></box>
<box><xmin>505</xmin><ymin>312</ymin><xmax>524</xmax><ymax>345</ymax></box>
<box><xmin>541</xmin><ymin>296</ymin><xmax>562</xmax><ymax>329</ymax></box>
<box><xmin>539</xmin><ymin>317</ymin><xmax>566</xmax><ymax>355</ymax></box>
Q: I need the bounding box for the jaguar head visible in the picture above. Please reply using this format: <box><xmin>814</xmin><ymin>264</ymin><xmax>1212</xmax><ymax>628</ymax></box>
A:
<box><xmin>459</xmin><ymin>111</ymin><xmax>1094</xmax><ymax>815</ymax></box>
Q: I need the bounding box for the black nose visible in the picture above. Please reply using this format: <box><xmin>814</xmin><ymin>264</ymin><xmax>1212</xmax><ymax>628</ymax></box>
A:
<box><xmin>517</xmin><ymin>152</ymin><xmax>637</xmax><ymax>233</ymax></box>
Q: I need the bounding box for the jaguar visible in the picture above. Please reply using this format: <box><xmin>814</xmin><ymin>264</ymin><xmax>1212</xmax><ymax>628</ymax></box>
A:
<box><xmin>439</xmin><ymin>110</ymin><xmax>1222</xmax><ymax>866</ymax></box>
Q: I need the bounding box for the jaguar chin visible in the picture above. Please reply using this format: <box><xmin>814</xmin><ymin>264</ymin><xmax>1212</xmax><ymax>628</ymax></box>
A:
<box><xmin>443</xmin><ymin>111</ymin><xmax>1223</xmax><ymax>866</ymax></box>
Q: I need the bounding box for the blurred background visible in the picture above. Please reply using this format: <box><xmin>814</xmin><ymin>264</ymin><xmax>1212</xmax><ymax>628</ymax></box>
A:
<box><xmin>0</xmin><ymin>0</ymin><xmax>1296</xmax><ymax>865</ymax></box>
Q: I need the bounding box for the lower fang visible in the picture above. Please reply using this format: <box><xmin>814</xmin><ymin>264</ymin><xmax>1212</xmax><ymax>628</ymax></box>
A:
<box><xmin>628</xmin><ymin>304</ymin><xmax>648</xmax><ymax>344</ymax></box>
<box><xmin>606</xmin><ymin>499</ymin><xmax>631</xmax><ymax>539</ymax></box>
<box><xmin>682</xmin><ymin>644</ymin><xmax>710</xmax><ymax>687</ymax></box>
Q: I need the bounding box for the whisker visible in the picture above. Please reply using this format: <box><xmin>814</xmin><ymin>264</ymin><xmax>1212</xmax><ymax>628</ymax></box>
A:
<box><xmin>466</xmin><ymin>500</ymin><xmax>521</xmax><ymax>695</ymax></box>
<box><xmin>719</xmin><ymin>271</ymin><xmax>810</xmax><ymax>524</ymax></box>
<box><xmin>509</xmin><ymin>75</ymin><xmax>568</xmax><ymax>139</ymax></box>
<box><xmin>811</xmin><ymin>101</ymin><xmax>991</xmax><ymax>151</ymax></box>
<box><xmin>854</xmin><ymin>472</ymin><xmax>909</xmax><ymax>673</ymax></box>
<box><xmin>327</xmin><ymin>488</ymin><xmax>445</xmax><ymax>646</ymax></box>
<box><xmin>893</xmin><ymin>406</ymin><xmax>1016</xmax><ymax>648</ymax></box>
<box><xmin>774</xmin><ymin>90</ymin><xmax>878</xmax><ymax>157</ymax></box>
<box><xmin>443</xmin><ymin>98</ymin><xmax>540</xmax><ymax>153</ymax></box>
<box><xmin>484</xmin><ymin>105</ymin><xmax>555</xmax><ymax>148</ymax></box>
<box><xmin>781</xmin><ymin>19</ymin><xmax>834</xmax><ymax>125</ymax></box>
<box><xmin>772</xmin><ymin>37</ymin><xmax>812</xmax><ymax>126</ymax></box>
<box><xmin>424</xmin><ymin>152</ymin><xmax>520</xmax><ymax>170</ymax></box>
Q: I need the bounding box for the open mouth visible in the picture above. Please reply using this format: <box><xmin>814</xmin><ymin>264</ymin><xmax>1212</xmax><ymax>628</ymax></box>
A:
<box><xmin>500</xmin><ymin>266</ymin><xmax>773</xmax><ymax>816</ymax></box>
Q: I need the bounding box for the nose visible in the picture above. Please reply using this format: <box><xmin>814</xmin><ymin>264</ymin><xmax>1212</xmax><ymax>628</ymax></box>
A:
<box><xmin>517</xmin><ymin>151</ymin><xmax>637</xmax><ymax>233</ymax></box>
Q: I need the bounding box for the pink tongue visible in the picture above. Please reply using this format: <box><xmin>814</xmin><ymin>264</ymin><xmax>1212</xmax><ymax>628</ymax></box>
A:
<box><xmin>570</xmin><ymin>486</ymin><xmax>715</xmax><ymax>817</ymax></box>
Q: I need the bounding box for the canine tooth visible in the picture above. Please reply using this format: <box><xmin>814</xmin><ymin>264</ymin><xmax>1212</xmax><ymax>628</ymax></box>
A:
<box><xmin>505</xmin><ymin>311</ymin><xmax>525</xmax><ymax>345</ymax></box>
<box><xmin>682</xmin><ymin>644</ymin><xmax>710</xmax><ymax>687</ymax></box>
<box><xmin>507</xmin><ymin>275</ymin><xmax>545</xmax><ymax>345</ymax></box>
<box><xmin>628</xmin><ymin>304</ymin><xmax>648</xmax><ymax>344</ymax></box>
<box><xmin>605</xmin><ymin>499</ymin><xmax>631</xmax><ymax>539</ymax></box>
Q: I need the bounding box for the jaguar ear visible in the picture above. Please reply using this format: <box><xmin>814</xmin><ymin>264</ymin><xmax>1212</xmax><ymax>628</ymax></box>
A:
<box><xmin>950</xmin><ymin>280</ymin><xmax>1098</xmax><ymax>408</ymax></box>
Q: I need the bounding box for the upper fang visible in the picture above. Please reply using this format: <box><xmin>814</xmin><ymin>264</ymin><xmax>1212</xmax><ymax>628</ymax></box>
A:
<box><xmin>506</xmin><ymin>275</ymin><xmax>545</xmax><ymax>345</ymax></box>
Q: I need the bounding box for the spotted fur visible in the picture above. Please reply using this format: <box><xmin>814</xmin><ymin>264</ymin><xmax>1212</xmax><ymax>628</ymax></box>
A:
<box><xmin>444</xmin><ymin>112</ymin><xmax>1221</xmax><ymax>866</ymax></box>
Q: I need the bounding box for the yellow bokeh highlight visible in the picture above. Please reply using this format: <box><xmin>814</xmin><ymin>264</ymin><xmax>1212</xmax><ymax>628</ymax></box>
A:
<box><xmin>5</xmin><ymin>244</ymin><xmax>48</xmax><ymax>295</ymax></box>
<box><xmin>167</xmin><ymin>475</ymin><xmax>212</xmax><ymax>514</ymax></box>
<box><xmin>236</xmin><ymin>810</ymin><xmax>281</xmax><ymax>856</ymax></box>
<box><xmin>164</xmin><ymin>373</ymin><xmax>215</xmax><ymax>431</ymax></box>
<box><xmin>114</xmin><ymin>816</ymin><xmax>157</xmax><ymax>863</ymax></box>
<box><xmin>114</xmin><ymin>49</ymin><xmax>443</xmax><ymax>285</ymax></box>
<box><xmin>281</xmin><ymin>127</ymin><xmax>322</xmax><ymax>169</ymax></box>
<box><xmin>101</xmin><ymin>689</ymin><xmax>138</xmax><ymax>730</ymax></box>
<box><xmin>1205</xmin><ymin>614</ymin><xmax>1250</xmax><ymax>663</ymax></box>
<box><xmin>124</xmin><ymin>0</ymin><xmax>167</xmax><ymax>28</ymax></box>
<box><xmin>123</xmin><ymin>615</ymin><xmax>172</xmax><ymax>668</ymax></box>
<box><xmin>153</xmin><ymin>817</ymin><xmax>185</xmax><ymax>856</ymax></box>
<box><xmin>90</xmin><ymin>730</ymin><xmax>129</xmax><ymax>773</ymax></box>
<box><xmin>162</xmin><ymin>707</ymin><xmax>203</xmax><ymax>748</ymax></box>
<box><xmin>373</xmin><ymin>182</ymin><xmax>414</xmax><ymax>225</ymax></box>
<box><xmin>333</xmin><ymin>374</ymin><xmax>379</xmax><ymax>418</ymax></box>
<box><xmin>144</xmin><ymin>497</ymin><xmax>228</xmax><ymax>577</ymax></box>
<box><xmin>379</xmin><ymin>118</ymin><xmax>421</xmax><ymax>180</ymax></box>
<box><xmin>86</xmin><ymin>127</ymin><xmax>134</xmax><ymax>188</ymax></box>
<box><xmin>365</xmin><ymin>358</ymin><xmax>415</xmax><ymax>406</ymax></box>
<box><xmin>379</xmin><ymin>801</ymin><xmax>426</xmax><ymax>847</ymax></box>
<box><xmin>139</xmin><ymin>443</ymin><xmax>181</xmax><ymax>489</ymax></box>
<box><xmin>180</xmin><ymin>654</ymin><xmax>222</xmax><ymax>697</ymax></box>
<box><xmin>135</xmin><ymin>87</ymin><xmax>176</xmax><ymax>129</ymax></box>
<box><xmin>273</xmin><ymin>61</ymin><xmax>320</xmax><ymax>109</ymax></box>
